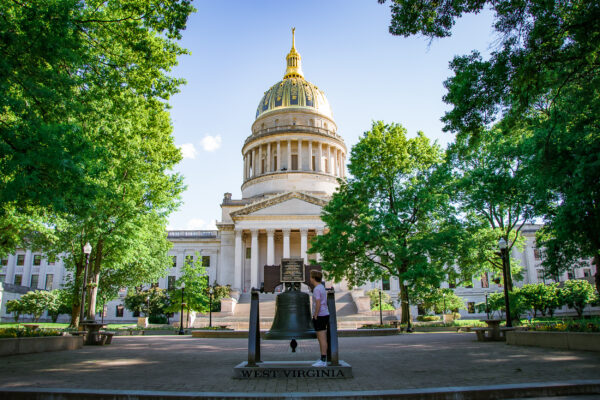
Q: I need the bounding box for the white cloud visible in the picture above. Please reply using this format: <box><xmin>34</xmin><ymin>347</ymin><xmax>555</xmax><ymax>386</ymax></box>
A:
<box><xmin>178</xmin><ymin>143</ymin><xmax>197</xmax><ymax>159</ymax></box>
<box><xmin>186</xmin><ymin>218</ymin><xmax>217</xmax><ymax>230</ymax></box>
<box><xmin>200</xmin><ymin>134</ymin><xmax>222</xmax><ymax>152</ymax></box>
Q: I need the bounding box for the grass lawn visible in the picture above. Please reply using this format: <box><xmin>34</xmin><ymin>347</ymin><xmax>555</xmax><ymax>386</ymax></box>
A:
<box><xmin>0</xmin><ymin>322</ymin><xmax>137</xmax><ymax>330</ymax></box>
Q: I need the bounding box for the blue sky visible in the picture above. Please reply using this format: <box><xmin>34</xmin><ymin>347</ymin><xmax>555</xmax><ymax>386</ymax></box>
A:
<box><xmin>167</xmin><ymin>1</ymin><xmax>496</xmax><ymax>231</ymax></box>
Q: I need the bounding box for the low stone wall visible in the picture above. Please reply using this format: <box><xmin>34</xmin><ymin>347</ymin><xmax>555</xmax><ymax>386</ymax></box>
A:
<box><xmin>0</xmin><ymin>336</ymin><xmax>84</xmax><ymax>356</ymax></box>
<box><xmin>506</xmin><ymin>331</ymin><xmax>600</xmax><ymax>352</ymax></box>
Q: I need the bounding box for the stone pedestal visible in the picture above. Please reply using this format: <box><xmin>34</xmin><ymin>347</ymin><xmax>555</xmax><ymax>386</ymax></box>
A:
<box><xmin>137</xmin><ymin>317</ymin><xmax>148</xmax><ymax>328</ymax></box>
<box><xmin>220</xmin><ymin>297</ymin><xmax>237</xmax><ymax>316</ymax></box>
<box><xmin>233</xmin><ymin>360</ymin><xmax>352</xmax><ymax>379</ymax></box>
<box><xmin>443</xmin><ymin>314</ymin><xmax>455</xmax><ymax>323</ymax></box>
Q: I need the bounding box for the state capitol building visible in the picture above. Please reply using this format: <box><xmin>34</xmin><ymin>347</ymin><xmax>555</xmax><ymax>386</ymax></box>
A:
<box><xmin>0</xmin><ymin>33</ymin><xmax>595</xmax><ymax>323</ymax></box>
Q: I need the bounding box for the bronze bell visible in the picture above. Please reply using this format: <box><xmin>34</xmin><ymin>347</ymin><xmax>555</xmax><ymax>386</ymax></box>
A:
<box><xmin>265</xmin><ymin>289</ymin><xmax>316</xmax><ymax>340</ymax></box>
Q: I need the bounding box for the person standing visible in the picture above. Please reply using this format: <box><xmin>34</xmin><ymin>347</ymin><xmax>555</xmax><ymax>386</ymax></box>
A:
<box><xmin>310</xmin><ymin>270</ymin><xmax>329</xmax><ymax>367</ymax></box>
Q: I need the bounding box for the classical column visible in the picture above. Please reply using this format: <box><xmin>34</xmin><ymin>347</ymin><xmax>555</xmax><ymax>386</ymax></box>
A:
<box><xmin>22</xmin><ymin>249</ymin><xmax>32</xmax><ymax>287</ymax></box>
<box><xmin>243</xmin><ymin>153</ymin><xmax>247</xmax><ymax>180</ymax></box>
<box><xmin>316</xmin><ymin>228</ymin><xmax>324</xmax><ymax>262</ymax></box>
<box><xmin>234</xmin><ymin>229</ymin><xmax>243</xmax><ymax>290</ymax></box>
<box><xmin>287</xmin><ymin>140</ymin><xmax>292</xmax><ymax>170</ymax></box>
<box><xmin>5</xmin><ymin>254</ymin><xmax>15</xmax><ymax>285</ymax></box>
<box><xmin>277</xmin><ymin>140</ymin><xmax>281</xmax><ymax>171</ymax></box>
<box><xmin>308</xmin><ymin>141</ymin><xmax>313</xmax><ymax>171</ymax></box>
<box><xmin>300</xmin><ymin>228</ymin><xmax>308</xmax><ymax>264</ymax></box>
<box><xmin>266</xmin><ymin>229</ymin><xmax>275</xmax><ymax>265</ymax></box>
<box><xmin>329</xmin><ymin>146</ymin><xmax>334</xmax><ymax>175</ymax></box>
<box><xmin>266</xmin><ymin>143</ymin><xmax>271</xmax><ymax>172</ymax></box>
<box><xmin>333</xmin><ymin>147</ymin><xmax>338</xmax><ymax>176</ymax></box>
<box><xmin>258</xmin><ymin>145</ymin><xmax>263</xmax><ymax>175</ymax></box>
<box><xmin>250</xmin><ymin>229</ymin><xmax>259</xmax><ymax>289</ymax></box>
<box><xmin>298</xmin><ymin>139</ymin><xmax>302</xmax><ymax>171</ymax></box>
<box><xmin>282</xmin><ymin>229</ymin><xmax>291</xmax><ymax>258</ymax></box>
<box><xmin>252</xmin><ymin>148</ymin><xmax>257</xmax><ymax>177</ymax></box>
<box><xmin>317</xmin><ymin>142</ymin><xmax>322</xmax><ymax>172</ymax></box>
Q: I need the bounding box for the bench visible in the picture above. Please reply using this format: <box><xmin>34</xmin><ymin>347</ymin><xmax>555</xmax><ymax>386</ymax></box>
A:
<box><xmin>100</xmin><ymin>331</ymin><xmax>115</xmax><ymax>345</ymax></box>
<box><xmin>455</xmin><ymin>326</ymin><xmax>472</xmax><ymax>333</ymax></box>
<box><xmin>472</xmin><ymin>327</ymin><xmax>500</xmax><ymax>341</ymax></box>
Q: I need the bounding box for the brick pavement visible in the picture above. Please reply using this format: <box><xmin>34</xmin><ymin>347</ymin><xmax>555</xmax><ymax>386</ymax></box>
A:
<box><xmin>0</xmin><ymin>333</ymin><xmax>598</xmax><ymax>393</ymax></box>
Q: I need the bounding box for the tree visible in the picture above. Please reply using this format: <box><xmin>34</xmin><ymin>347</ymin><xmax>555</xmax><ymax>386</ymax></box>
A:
<box><xmin>379</xmin><ymin>0</ymin><xmax>600</xmax><ymax>293</ymax></box>
<box><xmin>519</xmin><ymin>283</ymin><xmax>563</xmax><ymax>318</ymax></box>
<box><xmin>366</xmin><ymin>289</ymin><xmax>395</xmax><ymax>311</ymax></box>
<box><xmin>6</xmin><ymin>299</ymin><xmax>24</xmax><ymax>323</ymax></box>
<box><xmin>411</xmin><ymin>287</ymin><xmax>465</xmax><ymax>315</ymax></box>
<box><xmin>124</xmin><ymin>287</ymin><xmax>169</xmax><ymax>318</ymax></box>
<box><xmin>480</xmin><ymin>290</ymin><xmax>527</xmax><ymax>322</ymax></box>
<box><xmin>561</xmin><ymin>280</ymin><xmax>598</xmax><ymax>318</ymax></box>
<box><xmin>309</xmin><ymin>121</ymin><xmax>459</xmax><ymax>324</ymax></box>
<box><xmin>46</xmin><ymin>289</ymin><xmax>74</xmax><ymax>323</ymax></box>
<box><xmin>447</xmin><ymin>128</ymin><xmax>534</xmax><ymax>291</ymax></box>
<box><xmin>19</xmin><ymin>291</ymin><xmax>55</xmax><ymax>322</ymax></box>
<box><xmin>165</xmin><ymin>252</ymin><xmax>209</xmax><ymax>318</ymax></box>
<box><xmin>0</xmin><ymin>1</ymin><xmax>194</xmax><ymax>257</ymax></box>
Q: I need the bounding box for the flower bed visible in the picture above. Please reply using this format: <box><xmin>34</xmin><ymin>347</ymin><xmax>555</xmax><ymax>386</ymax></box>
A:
<box><xmin>0</xmin><ymin>327</ymin><xmax>62</xmax><ymax>339</ymax></box>
<box><xmin>526</xmin><ymin>319</ymin><xmax>600</xmax><ymax>333</ymax></box>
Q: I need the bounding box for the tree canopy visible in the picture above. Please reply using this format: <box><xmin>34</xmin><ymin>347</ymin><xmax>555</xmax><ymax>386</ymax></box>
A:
<box><xmin>379</xmin><ymin>0</ymin><xmax>600</xmax><ymax>292</ymax></box>
<box><xmin>310</xmin><ymin>121</ymin><xmax>460</xmax><ymax>323</ymax></box>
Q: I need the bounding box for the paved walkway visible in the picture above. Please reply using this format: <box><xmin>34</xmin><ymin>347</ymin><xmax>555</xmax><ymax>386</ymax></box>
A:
<box><xmin>0</xmin><ymin>333</ymin><xmax>599</xmax><ymax>394</ymax></box>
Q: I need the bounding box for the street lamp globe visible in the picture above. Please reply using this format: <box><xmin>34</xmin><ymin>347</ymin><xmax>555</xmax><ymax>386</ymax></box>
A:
<box><xmin>209</xmin><ymin>286</ymin><xmax>213</xmax><ymax>295</ymax></box>
<box><xmin>498</xmin><ymin>238</ymin><xmax>508</xmax><ymax>250</ymax></box>
<box><xmin>83</xmin><ymin>242</ymin><xmax>92</xmax><ymax>255</ymax></box>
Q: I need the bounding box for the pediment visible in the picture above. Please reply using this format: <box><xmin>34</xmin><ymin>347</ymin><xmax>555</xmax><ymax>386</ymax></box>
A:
<box><xmin>230</xmin><ymin>192</ymin><xmax>327</xmax><ymax>218</ymax></box>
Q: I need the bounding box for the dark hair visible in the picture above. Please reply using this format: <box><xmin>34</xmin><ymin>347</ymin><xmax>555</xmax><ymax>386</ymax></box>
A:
<box><xmin>310</xmin><ymin>270</ymin><xmax>322</xmax><ymax>282</ymax></box>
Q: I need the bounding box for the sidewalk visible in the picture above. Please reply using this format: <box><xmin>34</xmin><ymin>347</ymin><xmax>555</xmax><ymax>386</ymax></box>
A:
<box><xmin>0</xmin><ymin>333</ymin><xmax>598</xmax><ymax>394</ymax></box>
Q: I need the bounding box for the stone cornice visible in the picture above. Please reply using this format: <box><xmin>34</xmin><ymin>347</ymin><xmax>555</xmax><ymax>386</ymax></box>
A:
<box><xmin>230</xmin><ymin>191</ymin><xmax>328</xmax><ymax>218</ymax></box>
<box><xmin>241</xmin><ymin>171</ymin><xmax>340</xmax><ymax>191</ymax></box>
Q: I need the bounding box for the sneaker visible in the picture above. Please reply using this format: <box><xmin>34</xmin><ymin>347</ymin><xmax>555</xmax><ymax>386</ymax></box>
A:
<box><xmin>312</xmin><ymin>360</ymin><xmax>327</xmax><ymax>367</ymax></box>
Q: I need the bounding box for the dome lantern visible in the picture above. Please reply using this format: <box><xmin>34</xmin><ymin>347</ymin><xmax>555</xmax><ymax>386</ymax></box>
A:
<box><xmin>284</xmin><ymin>28</ymin><xmax>304</xmax><ymax>79</ymax></box>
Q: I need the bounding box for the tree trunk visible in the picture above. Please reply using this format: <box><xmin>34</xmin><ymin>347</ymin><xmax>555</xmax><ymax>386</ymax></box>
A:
<box><xmin>399</xmin><ymin>281</ymin><xmax>410</xmax><ymax>324</ymax></box>
<box><xmin>69</xmin><ymin>260</ymin><xmax>84</xmax><ymax>328</ymax></box>
<box><xmin>594</xmin><ymin>253</ymin><xmax>600</xmax><ymax>295</ymax></box>
<box><xmin>87</xmin><ymin>240</ymin><xmax>103</xmax><ymax>321</ymax></box>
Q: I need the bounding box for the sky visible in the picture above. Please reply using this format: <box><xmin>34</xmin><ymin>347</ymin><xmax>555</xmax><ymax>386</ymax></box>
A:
<box><xmin>167</xmin><ymin>1</ymin><xmax>497</xmax><ymax>231</ymax></box>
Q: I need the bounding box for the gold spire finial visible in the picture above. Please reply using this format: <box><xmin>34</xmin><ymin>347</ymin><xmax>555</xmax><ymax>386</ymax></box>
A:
<box><xmin>284</xmin><ymin>28</ymin><xmax>304</xmax><ymax>79</ymax></box>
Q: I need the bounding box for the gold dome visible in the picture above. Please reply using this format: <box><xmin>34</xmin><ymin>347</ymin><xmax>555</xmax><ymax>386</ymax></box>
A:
<box><xmin>255</xmin><ymin>29</ymin><xmax>333</xmax><ymax>120</ymax></box>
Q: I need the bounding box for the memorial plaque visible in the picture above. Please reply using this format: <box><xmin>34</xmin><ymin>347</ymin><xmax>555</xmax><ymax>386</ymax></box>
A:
<box><xmin>280</xmin><ymin>258</ymin><xmax>305</xmax><ymax>282</ymax></box>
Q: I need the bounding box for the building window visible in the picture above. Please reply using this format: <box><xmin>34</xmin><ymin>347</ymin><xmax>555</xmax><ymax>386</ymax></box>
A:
<box><xmin>273</xmin><ymin>156</ymin><xmax>278</xmax><ymax>171</ymax></box>
<box><xmin>382</xmin><ymin>276</ymin><xmax>390</xmax><ymax>291</ymax></box>
<box><xmin>537</xmin><ymin>269</ymin><xmax>545</xmax><ymax>282</ymax></box>
<box><xmin>291</xmin><ymin>154</ymin><xmax>298</xmax><ymax>170</ymax></box>
<box><xmin>45</xmin><ymin>274</ymin><xmax>54</xmax><ymax>290</ymax></box>
<box><xmin>0</xmin><ymin>275</ymin><xmax>5</xmax><ymax>283</ymax></box>
<box><xmin>583</xmin><ymin>269</ymin><xmax>592</xmax><ymax>277</ymax></box>
<box><xmin>467</xmin><ymin>302</ymin><xmax>475</xmax><ymax>314</ymax></box>
<box><xmin>115</xmin><ymin>305</ymin><xmax>124</xmax><ymax>317</ymax></box>
<box><xmin>16</xmin><ymin>255</ymin><xmax>24</xmax><ymax>266</ymax></box>
<box><xmin>185</xmin><ymin>255</ymin><xmax>194</xmax><ymax>266</ymax></box>
<box><xmin>481</xmin><ymin>273</ymin><xmax>489</xmax><ymax>288</ymax></box>
<box><xmin>14</xmin><ymin>274</ymin><xmax>22</xmax><ymax>286</ymax></box>
<box><xmin>133</xmin><ymin>310</ymin><xmax>140</xmax><ymax>317</ymax></box>
<box><xmin>533</xmin><ymin>248</ymin><xmax>542</xmax><ymax>260</ymax></box>
<box><xmin>1</xmin><ymin>258</ymin><xmax>7</xmax><ymax>266</ymax></box>
<box><xmin>202</xmin><ymin>256</ymin><xmax>210</xmax><ymax>268</ymax></box>
<box><xmin>172</xmin><ymin>256</ymin><xmax>177</xmax><ymax>268</ymax></box>
<box><xmin>30</xmin><ymin>274</ymin><xmax>39</xmax><ymax>289</ymax></box>
<box><xmin>33</xmin><ymin>255</ymin><xmax>41</xmax><ymax>266</ymax></box>
<box><xmin>168</xmin><ymin>276</ymin><xmax>176</xmax><ymax>290</ymax></box>
<box><xmin>312</xmin><ymin>156</ymin><xmax>316</xmax><ymax>171</ymax></box>
<box><xmin>246</xmin><ymin>248</ymin><xmax>251</xmax><ymax>259</ymax></box>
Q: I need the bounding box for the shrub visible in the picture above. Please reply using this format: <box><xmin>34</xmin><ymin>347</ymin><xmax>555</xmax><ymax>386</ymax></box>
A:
<box><xmin>417</xmin><ymin>315</ymin><xmax>441</xmax><ymax>322</ymax></box>
<box><xmin>0</xmin><ymin>327</ymin><xmax>62</xmax><ymax>339</ymax></box>
<box><xmin>366</xmin><ymin>289</ymin><xmax>395</xmax><ymax>310</ymax></box>
<box><xmin>561</xmin><ymin>280</ymin><xmax>598</xmax><ymax>317</ymax></box>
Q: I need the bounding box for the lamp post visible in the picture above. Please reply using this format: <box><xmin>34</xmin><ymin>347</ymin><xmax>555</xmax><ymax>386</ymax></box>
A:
<box><xmin>442</xmin><ymin>292</ymin><xmax>447</xmax><ymax>315</ymax></box>
<box><xmin>379</xmin><ymin>284</ymin><xmax>383</xmax><ymax>326</ymax></box>
<box><xmin>146</xmin><ymin>295</ymin><xmax>150</xmax><ymax>320</ymax></box>
<box><xmin>79</xmin><ymin>242</ymin><xmax>92</xmax><ymax>328</ymax></box>
<box><xmin>209</xmin><ymin>286</ymin><xmax>214</xmax><ymax>328</ymax></box>
<box><xmin>178</xmin><ymin>282</ymin><xmax>186</xmax><ymax>335</ymax></box>
<box><xmin>498</xmin><ymin>238</ymin><xmax>513</xmax><ymax>327</ymax></box>
<box><xmin>403</xmin><ymin>280</ymin><xmax>413</xmax><ymax>333</ymax></box>
<box><xmin>485</xmin><ymin>293</ymin><xmax>490</xmax><ymax>319</ymax></box>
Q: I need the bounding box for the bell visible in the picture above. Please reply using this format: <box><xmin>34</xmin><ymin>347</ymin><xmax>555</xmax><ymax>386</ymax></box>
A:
<box><xmin>265</xmin><ymin>290</ymin><xmax>316</xmax><ymax>340</ymax></box>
